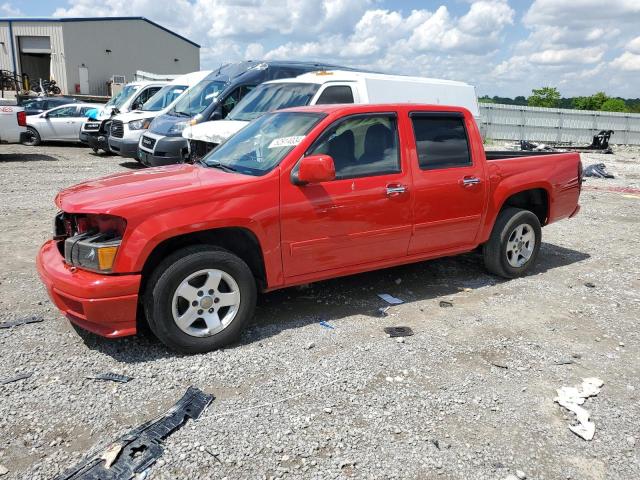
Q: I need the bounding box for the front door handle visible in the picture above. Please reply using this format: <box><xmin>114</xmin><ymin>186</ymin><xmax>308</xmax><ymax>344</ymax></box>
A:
<box><xmin>461</xmin><ymin>177</ymin><xmax>481</xmax><ymax>187</ymax></box>
<box><xmin>386</xmin><ymin>184</ymin><xmax>407</xmax><ymax>197</ymax></box>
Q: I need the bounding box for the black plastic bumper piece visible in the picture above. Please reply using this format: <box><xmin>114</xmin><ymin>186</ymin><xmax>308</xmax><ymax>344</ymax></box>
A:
<box><xmin>53</xmin><ymin>386</ymin><xmax>214</xmax><ymax>480</ymax></box>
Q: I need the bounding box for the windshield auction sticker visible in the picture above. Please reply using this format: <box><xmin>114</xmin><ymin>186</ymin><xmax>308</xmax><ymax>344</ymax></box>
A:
<box><xmin>268</xmin><ymin>136</ymin><xmax>305</xmax><ymax>149</ymax></box>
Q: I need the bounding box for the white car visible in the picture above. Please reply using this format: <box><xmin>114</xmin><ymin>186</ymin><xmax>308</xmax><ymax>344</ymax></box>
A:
<box><xmin>23</xmin><ymin>103</ymin><xmax>104</xmax><ymax>146</ymax></box>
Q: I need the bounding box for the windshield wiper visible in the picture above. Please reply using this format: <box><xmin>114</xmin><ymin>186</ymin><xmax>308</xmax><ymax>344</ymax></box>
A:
<box><xmin>206</xmin><ymin>161</ymin><xmax>238</xmax><ymax>173</ymax></box>
<box><xmin>173</xmin><ymin>110</ymin><xmax>191</xmax><ymax>117</ymax></box>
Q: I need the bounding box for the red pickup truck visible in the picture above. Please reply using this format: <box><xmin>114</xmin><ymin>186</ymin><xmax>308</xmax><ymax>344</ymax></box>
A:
<box><xmin>37</xmin><ymin>104</ymin><xmax>582</xmax><ymax>353</ymax></box>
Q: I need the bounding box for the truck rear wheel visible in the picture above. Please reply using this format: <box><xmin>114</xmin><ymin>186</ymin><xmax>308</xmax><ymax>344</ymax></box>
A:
<box><xmin>144</xmin><ymin>246</ymin><xmax>256</xmax><ymax>353</ymax></box>
<box><xmin>483</xmin><ymin>207</ymin><xmax>541</xmax><ymax>278</ymax></box>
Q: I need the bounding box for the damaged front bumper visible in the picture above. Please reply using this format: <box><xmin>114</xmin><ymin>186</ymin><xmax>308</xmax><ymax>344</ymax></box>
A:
<box><xmin>36</xmin><ymin>240</ymin><xmax>140</xmax><ymax>337</ymax></box>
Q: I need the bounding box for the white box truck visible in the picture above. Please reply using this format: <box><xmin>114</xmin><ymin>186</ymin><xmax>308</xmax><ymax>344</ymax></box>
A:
<box><xmin>183</xmin><ymin>70</ymin><xmax>479</xmax><ymax>160</ymax></box>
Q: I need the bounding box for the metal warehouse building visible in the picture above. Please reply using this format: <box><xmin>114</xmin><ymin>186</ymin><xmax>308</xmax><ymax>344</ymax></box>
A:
<box><xmin>0</xmin><ymin>17</ymin><xmax>200</xmax><ymax>95</ymax></box>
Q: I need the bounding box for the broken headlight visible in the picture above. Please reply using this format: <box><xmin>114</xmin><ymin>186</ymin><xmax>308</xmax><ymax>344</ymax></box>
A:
<box><xmin>56</xmin><ymin>213</ymin><xmax>126</xmax><ymax>273</ymax></box>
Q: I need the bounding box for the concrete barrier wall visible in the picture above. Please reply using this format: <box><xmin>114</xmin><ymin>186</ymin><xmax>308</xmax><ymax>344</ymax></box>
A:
<box><xmin>479</xmin><ymin>103</ymin><xmax>640</xmax><ymax>145</ymax></box>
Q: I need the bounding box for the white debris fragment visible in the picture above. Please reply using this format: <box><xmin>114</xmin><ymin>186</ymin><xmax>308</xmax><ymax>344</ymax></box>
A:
<box><xmin>377</xmin><ymin>293</ymin><xmax>404</xmax><ymax>305</ymax></box>
<box><xmin>554</xmin><ymin>377</ymin><xmax>604</xmax><ymax>440</ymax></box>
<box><xmin>101</xmin><ymin>443</ymin><xmax>123</xmax><ymax>469</ymax></box>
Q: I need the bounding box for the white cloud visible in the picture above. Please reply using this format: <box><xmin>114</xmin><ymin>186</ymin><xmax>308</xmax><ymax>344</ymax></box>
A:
<box><xmin>529</xmin><ymin>47</ymin><xmax>604</xmax><ymax>65</ymax></box>
<box><xmin>0</xmin><ymin>1</ymin><xmax>21</xmax><ymax>15</ymax></box>
<box><xmin>45</xmin><ymin>0</ymin><xmax>640</xmax><ymax>97</ymax></box>
<box><xmin>524</xmin><ymin>0</ymin><xmax>640</xmax><ymax>25</ymax></box>
<box><xmin>627</xmin><ymin>36</ymin><xmax>640</xmax><ymax>54</ymax></box>
<box><xmin>610</xmin><ymin>51</ymin><xmax>640</xmax><ymax>71</ymax></box>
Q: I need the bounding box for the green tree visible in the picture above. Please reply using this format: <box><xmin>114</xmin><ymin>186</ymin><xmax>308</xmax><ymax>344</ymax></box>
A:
<box><xmin>573</xmin><ymin>92</ymin><xmax>609</xmax><ymax>110</ymax></box>
<box><xmin>478</xmin><ymin>95</ymin><xmax>494</xmax><ymax>104</ymax></box>
<box><xmin>599</xmin><ymin>98</ymin><xmax>629</xmax><ymax>112</ymax></box>
<box><xmin>527</xmin><ymin>87</ymin><xmax>561</xmax><ymax>108</ymax></box>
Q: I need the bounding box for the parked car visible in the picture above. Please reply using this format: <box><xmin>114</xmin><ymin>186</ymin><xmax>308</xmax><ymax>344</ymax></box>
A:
<box><xmin>80</xmin><ymin>81</ymin><xmax>167</xmax><ymax>153</ymax></box>
<box><xmin>20</xmin><ymin>96</ymin><xmax>79</xmax><ymax>116</ymax></box>
<box><xmin>37</xmin><ymin>103</ymin><xmax>582</xmax><ymax>353</ymax></box>
<box><xmin>138</xmin><ymin>60</ymin><xmax>353</xmax><ymax>167</ymax></box>
<box><xmin>23</xmin><ymin>103</ymin><xmax>105</xmax><ymax>145</ymax></box>
<box><xmin>183</xmin><ymin>70</ymin><xmax>479</xmax><ymax>161</ymax></box>
<box><xmin>0</xmin><ymin>104</ymin><xmax>26</xmax><ymax>143</ymax></box>
<box><xmin>107</xmin><ymin>71</ymin><xmax>211</xmax><ymax>160</ymax></box>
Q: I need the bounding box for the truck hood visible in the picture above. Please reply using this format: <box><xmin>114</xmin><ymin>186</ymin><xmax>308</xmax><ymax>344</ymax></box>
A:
<box><xmin>183</xmin><ymin>120</ymin><xmax>249</xmax><ymax>144</ymax></box>
<box><xmin>55</xmin><ymin>164</ymin><xmax>239</xmax><ymax>213</ymax></box>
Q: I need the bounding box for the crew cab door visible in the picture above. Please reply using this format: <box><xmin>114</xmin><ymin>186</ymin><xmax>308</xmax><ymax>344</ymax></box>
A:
<box><xmin>407</xmin><ymin>111</ymin><xmax>487</xmax><ymax>254</ymax></box>
<box><xmin>280</xmin><ymin>112</ymin><xmax>412</xmax><ymax>279</ymax></box>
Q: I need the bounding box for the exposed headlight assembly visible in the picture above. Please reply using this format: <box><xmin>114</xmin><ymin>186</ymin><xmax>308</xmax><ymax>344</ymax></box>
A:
<box><xmin>64</xmin><ymin>233</ymin><xmax>121</xmax><ymax>272</ymax></box>
<box><xmin>57</xmin><ymin>213</ymin><xmax>126</xmax><ymax>273</ymax></box>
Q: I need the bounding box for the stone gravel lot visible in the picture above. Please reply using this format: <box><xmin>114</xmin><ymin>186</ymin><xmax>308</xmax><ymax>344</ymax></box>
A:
<box><xmin>0</xmin><ymin>143</ymin><xmax>638</xmax><ymax>480</ymax></box>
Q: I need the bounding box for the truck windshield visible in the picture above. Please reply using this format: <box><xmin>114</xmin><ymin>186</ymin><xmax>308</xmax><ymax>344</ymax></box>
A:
<box><xmin>142</xmin><ymin>85</ymin><xmax>188</xmax><ymax>111</ymax></box>
<box><xmin>228</xmin><ymin>83</ymin><xmax>320</xmax><ymax>122</ymax></box>
<box><xmin>105</xmin><ymin>85</ymin><xmax>140</xmax><ymax>109</ymax></box>
<box><xmin>202</xmin><ymin>112</ymin><xmax>325</xmax><ymax>176</ymax></box>
<box><xmin>171</xmin><ymin>80</ymin><xmax>227</xmax><ymax>117</ymax></box>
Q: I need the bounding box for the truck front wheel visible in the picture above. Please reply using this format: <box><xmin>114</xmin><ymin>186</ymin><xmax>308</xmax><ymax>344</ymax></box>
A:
<box><xmin>483</xmin><ymin>207</ymin><xmax>541</xmax><ymax>278</ymax></box>
<box><xmin>144</xmin><ymin>246</ymin><xmax>257</xmax><ymax>353</ymax></box>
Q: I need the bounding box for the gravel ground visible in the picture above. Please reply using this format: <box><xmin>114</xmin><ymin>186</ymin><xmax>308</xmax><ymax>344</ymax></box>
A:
<box><xmin>0</xmin><ymin>142</ymin><xmax>638</xmax><ymax>480</ymax></box>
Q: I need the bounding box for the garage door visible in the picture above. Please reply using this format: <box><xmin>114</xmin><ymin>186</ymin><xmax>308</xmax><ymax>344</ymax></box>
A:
<box><xmin>19</xmin><ymin>36</ymin><xmax>51</xmax><ymax>54</ymax></box>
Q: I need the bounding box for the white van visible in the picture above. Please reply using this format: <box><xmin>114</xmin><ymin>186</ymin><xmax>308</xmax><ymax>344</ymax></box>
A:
<box><xmin>108</xmin><ymin>71</ymin><xmax>212</xmax><ymax>159</ymax></box>
<box><xmin>79</xmin><ymin>80</ymin><xmax>169</xmax><ymax>152</ymax></box>
<box><xmin>183</xmin><ymin>70</ymin><xmax>479</xmax><ymax>160</ymax></box>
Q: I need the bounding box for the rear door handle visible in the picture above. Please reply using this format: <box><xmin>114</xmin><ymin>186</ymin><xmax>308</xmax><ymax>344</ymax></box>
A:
<box><xmin>461</xmin><ymin>177</ymin><xmax>481</xmax><ymax>187</ymax></box>
<box><xmin>386</xmin><ymin>184</ymin><xmax>407</xmax><ymax>197</ymax></box>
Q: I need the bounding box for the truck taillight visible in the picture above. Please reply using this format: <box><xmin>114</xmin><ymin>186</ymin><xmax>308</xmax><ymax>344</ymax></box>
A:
<box><xmin>17</xmin><ymin>111</ymin><xmax>26</xmax><ymax>127</ymax></box>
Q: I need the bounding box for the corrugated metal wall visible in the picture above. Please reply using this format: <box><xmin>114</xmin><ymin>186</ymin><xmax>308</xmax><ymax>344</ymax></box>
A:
<box><xmin>0</xmin><ymin>21</ymin><xmax>67</xmax><ymax>93</ymax></box>
<box><xmin>479</xmin><ymin>103</ymin><xmax>640</xmax><ymax>145</ymax></box>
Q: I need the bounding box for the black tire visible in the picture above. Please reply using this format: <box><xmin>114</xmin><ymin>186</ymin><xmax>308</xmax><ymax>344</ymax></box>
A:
<box><xmin>51</xmin><ymin>86</ymin><xmax>61</xmax><ymax>94</ymax></box>
<box><xmin>144</xmin><ymin>246</ymin><xmax>257</xmax><ymax>354</ymax></box>
<box><xmin>483</xmin><ymin>207</ymin><xmax>541</xmax><ymax>278</ymax></box>
<box><xmin>22</xmin><ymin>127</ymin><xmax>41</xmax><ymax>146</ymax></box>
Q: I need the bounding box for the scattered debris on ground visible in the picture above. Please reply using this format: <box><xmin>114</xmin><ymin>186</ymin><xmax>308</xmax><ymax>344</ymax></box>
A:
<box><xmin>86</xmin><ymin>373</ymin><xmax>133</xmax><ymax>384</ymax></box>
<box><xmin>584</xmin><ymin>163</ymin><xmax>615</xmax><ymax>179</ymax></box>
<box><xmin>318</xmin><ymin>320</ymin><xmax>335</xmax><ymax>330</ymax></box>
<box><xmin>490</xmin><ymin>361</ymin><xmax>509</xmax><ymax>369</ymax></box>
<box><xmin>0</xmin><ymin>315</ymin><xmax>43</xmax><ymax>329</ymax></box>
<box><xmin>439</xmin><ymin>300</ymin><xmax>454</xmax><ymax>308</ymax></box>
<box><xmin>516</xmin><ymin>130</ymin><xmax>615</xmax><ymax>154</ymax></box>
<box><xmin>384</xmin><ymin>326</ymin><xmax>414</xmax><ymax>338</ymax></box>
<box><xmin>554</xmin><ymin>377</ymin><xmax>604</xmax><ymax>440</ymax></box>
<box><xmin>53</xmin><ymin>387</ymin><xmax>214</xmax><ymax>480</ymax></box>
<box><xmin>377</xmin><ymin>293</ymin><xmax>404</xmax><ymax>305</ymax></box>
<box><xmin>0</xmin><ymin>372</ymin><xmax>32</xmax><ymax>385</ymax></box>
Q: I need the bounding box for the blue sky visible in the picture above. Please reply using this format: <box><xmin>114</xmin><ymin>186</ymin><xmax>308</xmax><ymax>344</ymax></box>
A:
<box><xmin>3</xmin><ymin>0</ymin><xmax>640</xmax><ymax>97</ymax></box>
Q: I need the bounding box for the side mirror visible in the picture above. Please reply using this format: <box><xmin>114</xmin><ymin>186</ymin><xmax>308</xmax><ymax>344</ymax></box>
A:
<box><xmin>295</xmin><ymin>155</ymin><xmax>336</xmax><ymax>185</ymax></box>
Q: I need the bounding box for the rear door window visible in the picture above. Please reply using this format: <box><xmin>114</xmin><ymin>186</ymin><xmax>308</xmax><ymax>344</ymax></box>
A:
<box><xmin>410</xmin><ymin>114</ymin><xmax>471</xmax><ymax>170</ymax></box>
<box><xmin>316</xmin><ymin>86</ymin><xmax>354</xmax><ymax>105</ymax></box>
